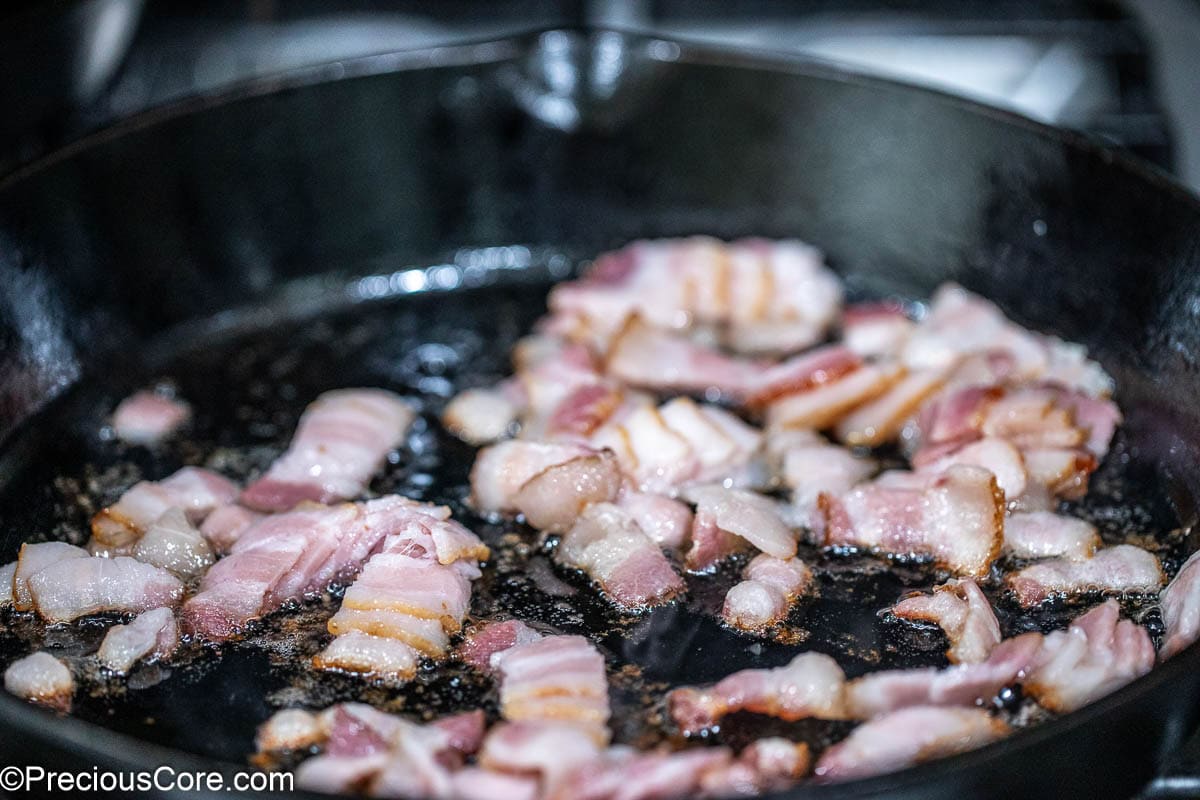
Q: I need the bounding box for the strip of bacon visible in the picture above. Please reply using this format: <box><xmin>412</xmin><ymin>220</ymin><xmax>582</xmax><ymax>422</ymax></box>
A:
<box><xmin>4</xmin><ymin>651</ymin><xmax>74</xmax><ymax>712</ymax></box>
<box><xmin>1161</xmin><ymin>549</ymin><xmax>1200</xmax><ymax>659</ymax></box>
<box><xmin>494</xmin><ymin>634</ymin><xmax>611</xmax><ymax>743</ymax></box>
<box><xmin>616</xmin><ymin>491</ymin><xmax>693</xmax><ymax>549</ymax></box>
<box><xmin>132</xmin><ymin>507</ymin><xmax>215</xmax><ymax>579</ymax></box>
<box><xmin>764</xmin><ymin>360</ymin><xmax>904</xmax><ymax>431</ymax></box>
<box><xmin>479</xmin><ymin>721</ymin><xmax>605</xmax><ymax>795</ymax></box>
<box><xmin>111</xmin><ymin>390</ymin><xmax>191</xmax><ymax>445</ymax></box>
<box><xmin>1004</xmin><ymin>511</ymin><xmax>1100</xmax><ymax>561</ymax></box>
<box><xmin>90</xmin><ymin>466</ymin><xmax>238</xmax><ymax>555</ymax></box>
<box><xmin>241</xmin><ymin>388</ymin><xmax>415</xmax><ymax>512</ymax></box>
<box><xmin>813</xmin><ymin>706</ymin><xmax>1009</xmax><ymax>781</ymax></box>
<box><xmin>916</xmin><ymin>436</ymin><xmax>1028</xmax><ymax>502</ymax></box>
<box><xmin>605</xmin><ymin>315</ymin><xmax>764</xmax><ymax>397</ymax></box>
<box><xmin>1025</xmin><ymin>599</ymin><xmax>1154</xmax><ymax>712</ymax></box>
<box><xmin>770</xmin><ymin>430</ymin><xmax>876</xmax><ymax>526</ymax></box>
<box><xmin>557</xmin><ymin>503</ymin><xmax>684</xmax><ymax>610</ymax></box>
<box><xmin>834</xmin><ymin>366</ymin><xmax>952</xmax><ymax>447</ymax></box>
<box><xmin>844</xmin><ymin>633</ymin><xmax>1041</xmax><ymax>718</ymax></box>
<box><xmin>9</xmin><ymin>542</ymin><xmax>88</xmax><ymax>611</ymax></box>
<box><xmin>683</xmin><ymin>485</ymin><xmax>797</xmax><ymax>560</ymax></box>
<box><xmin>891</xmin><ymin>578</ymin><xmax>1001</xmax><ymax>664</ymax></box>
<box><xmin>668</xmin><ymin>652</ymin><xmax>847</xmax><ymax>735</ymax></box>
<box><xmin>28</xmin><ymin>555</ymin><xmax>183</xmax><ymax>623</ymax></box>
<box><xmin>1007</xmin><ymin>544</ymin><xmax>1163</xmax><ymax>607</ymax></box>
<box><xmin>97</xmin><ymin>607</ymin><xmax>179</xmax><ymax>673</ymax></box>
<box><xmin>843</xmin><ymin>301</ymin><xmax>915</xmax><ymax>359</ymax></box>
<box><xmin>459</xmin><ymin>619</ymin><xmax>544</xmax><ymax>673</ymax></box>
<box><xmin>198</xmin><ymin>504</ymin><xmax>264</xmax><ymax>554</ymax></box>
<box><xmin>815</xmin><ymin>465</ymin><xmax>1004</xmax><ymax>577</ymax></box>
<box><xmin>722</xmin><ymin>555</ymin><xmax>814</xmax><ymax>631</ymax></box>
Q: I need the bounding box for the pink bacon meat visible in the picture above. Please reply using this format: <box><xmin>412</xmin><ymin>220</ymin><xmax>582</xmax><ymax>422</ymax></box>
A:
<box><xmin>111</xmin><ymin>390</ymin><xmax>191</xmax><ymax>445</ymax></box>
<box><xmin>891</xmin><ymin>578</ymin><xmax>1002</xmax><ymax>664</ymax></box>
<box><xmin>1007</xmin><ymin>544</ymin><xmax>1163</xmax><ymax>607</ymax></box>
<box><xmin>459</xmin><ymin>619</ymin><xmax>544</xmax><ymax>674</ymax></box>
<box><xmin>721</xmin><ymin>555</ymin><xmax>814</xmax><ymax>632</ymax></box>
<box><xmin>493</xmin><ymin>634</ymin><xmax>612</xmax><ymax>744</ymax></box>
<box><xmin>241</xmin><ymin>388</ymin><xmax>415</xmax><ymax>512</ymax></box>
<box><xmin>90</xmin><ymin>466</ymin><xmax>238</xmax><ymax>554</ymax></box>
<box><xmin>815</xmin><ymin>465</ymin><xmax>1004</xmax><ymax>577</ymax></box>
<box><xmin>28</xmin><ymin>555</ymin><xmax>183</xmax><ymax>623</ymax></box>
<box><xmin>668</xmin><ymin>652</ymin><xmax>847</xmax><ymax>736</ymax></box>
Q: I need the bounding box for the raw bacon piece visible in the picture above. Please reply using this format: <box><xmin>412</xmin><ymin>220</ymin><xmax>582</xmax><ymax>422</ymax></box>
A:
<box><xmin>553</xmin><ymin>746</ymin><xmax>733</xmax><ymax>800</ymax></box>
<box><xmin>744</xmin><ymin>345</ymin><xmax>864</xmax><ymax>408</ymax></box>
<box><xmin>815</xmin><ymin>465</ymin><xmax>1004</xmax><ymax>577</ymax></box>
<box><xmin>765</xmin><ymin>361</ymin><xmax>904</xmax><ymax>431</ymax></box>
<box><xmin>891</xmin><ymin>578</ymin><xmax>1001</xmax><ymax>663</ymax></box>
<box><xmin>198</xmin><ymin>505</ymin><xmax>264</xmax><ymax>554</ymax></box>
<box><xmin>813</xmin><ymin>706</ymin><xmax>1008</xmax><ymax>781</ymax></box>
<box><xmin>470</xmin><ymin>440</ymin><xmax>616</xmax><ymax>527</ymax></box>
<box><xmin>916</xmin><ymin>436</ymin><xmax>1027</xmax><ymax>502</ymax></box>
<box><xmin>312</xmin><ymin>632</ymin><xmax>418</xmax><ymax>679</ymax></box>
<box><xmin>1161</xmin><ymin>549</ymin><xmax>1200</xmax><ymax>659</ymax></box>
<box><xmin>241</xmin><ymin>388</ymin><xmax>415</xmax><ymax>512</ymax></box>
<box><xmin>834</xmin><ymin>366</ymin><xmax>951</xmax><ymax>447</ymax></box>
<box><xmin>843</xmin><ymin>634</ymin><xmax>1041</xmax><ymax>718</ymax></box>
<box><xmin>460</xmin><ymin>619</ymin><xmax>544</xmax><ymax>673</ymax></box>
<box><xmin>256</xmin><ymin>708</ymin><xmax>325</xmax><ymax>753</ymax></box>
<box><xmin>1025</xmin><ymin>599</ymin><xmax>1154</xmax><ymax>712</ymax></box>
<box><xmin>494</xmin><ymin>634</ymin><xmax>611</xmax><ymax>743</ymax></box>
<box><xmin>1007</xmin><ymin>544</ymin><xmax>1163</xmax><ymax>607</ymax></box>
<box><xmin>668</xmin><ymin>652</ymin><xmax>847</xmax><ymax>735</ymax></box>
<box><xmin>451</xmin><ymin>768</ymin><xmax>540</xmax><ymax>800</ymax></box>
<box><xmin>97</xmin><ymin>607</ymin><xmax>179</xmax><ymax>673</ymax></box>
<box><xmin>28</xmin><ymin>556</ymin><xmax>183</xmax><ymax>623</ymax></box>
<box><xmin>442</xmin><ymin>383</ymin><xmax>524</xmax><ymax>445</ymax></box>
<box><xmin>1004</xmin><ymin>511</ymin><xmax>1100</xmax><ymax>561</ymax></box>
<box><xmin>91</xmin><ymin>466</ymin><xmax>238</xmax><ymax>554</ymax></box>
<box><xmin>132</xmin><ymin>507</ymin><xmax>216</xmax><ymax>579</ymax></box>
<box><xmin>682</xmin><ymin>485</ymin><xmax>797</xmax><ymax>560</ymax></box>
<box><xmin>10</xmin><ymin>542</ymin><xmax>88</xmax><ymax>611</ymax></box>
<box><xmin>605</xmin><ymin>315</ymin><xmax>763</xmax><ymax>397</ymax></box>
<box><xmin>616</xmin><ymin>491</ymin><xmax>693</xmax><ymax>549</ymax></box>
<box><xmin>843</xmin><ymin>302</ymin><xmax>915</xmax><ymax>359</ymax></box>
<box><xmin>771</xmin><ymin>431</ymin><xmax>876</xmax><ymax>525</ymax></box>
<box><xmin>4</xmin><ymin>651</ymin><xmax>74</xmax><ymax>712</ymax></box>
<box><xmin>479</xmin><ymin>721</ymin><xmax>605</xmax><ymax>793</ymax></box>
<box><xmin>722</xmin><ymin>555</ymin><xmax>814</xmax><ymax>631</ymax></box>
<box><xmin>511</xmin><ymin>451</ymin><xmax>623</xmax><ymax>533</ymax></box>
<box><xmin>557</xmin><ymin>503</ymin><xmax>685</xmax><ymax>611</ymax></box>
<box><xmin>684</xmin><ymin>509</ymin><xmax>747</xmax><ymax>573</ymax></box>
<box><xmin>111</xmin><ymin>390</ymin><xmax>191</xmax><ymax>445</ymax></box>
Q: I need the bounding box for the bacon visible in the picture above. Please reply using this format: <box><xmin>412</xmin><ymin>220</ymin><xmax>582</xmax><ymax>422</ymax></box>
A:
<box><xmin>553</xmin><ymin>746</ymin><xmax>733</xmax><ymax>800</ymax></box>
<box><xmin>668</xmin><ymin>652</ymin><xmax>847</xmax><ymax>735</ymax></box>
<box><xmin>891</xmin><ymin>578</ymin><xmax>1001</xmax><ymax>663</ymax></box>
<box><xmin>722</xmin><ymin>555</ymin><xmax>814</xmax><ymax>631</ymax></box>
<box><xmin>834</xmin><ymin>366</ymin><xmax>952</xmax><ymax>447</ymax></box>
<box><xmin>916</xmin><ymin>436</ymin><xmax>1027</xmax><ymax>501</ymax></box>
<box><xmin>256</xmin><ymin>708</ymin><xmax>325</xmax><ymax>753</ymax></box>
<box><xmin>682</xmin><ymin>485</ymin><xmax>797</xmax><ymax>560</ymax></box>
<box><xmin>479</xmin><ymin>721</ymin><xmax>605</xmax><ymax>793</ymax></box>
<box><xmin>97</xmin><ymin>607</ymin><xmax>179</xmax><ymax>673</ymax></box>
<box><xmin>111</xmin><ymin>390</ymin><xmax>191</xmax><ymax>445</ymax></box>
<box><xmin>470</xmin><ymin>441</ymin><xmax>617</xmax><ymax>527</ymax></box>
<box><xmin>1004</xmin><ymin>511</ymin><xmax>1100</xmax><ymax>561</ymax></box>
<box><xmin>28</xmin><ymin>556</ymin><xmax>183</xmax><ymax>623</ymax></box>
<box><xmin>0</xmin><ymin>561</ymin><xmax>13</xmax><ymax>606</ymax></box>
<box><xmin>815</xmin><ymin>465</ymin><xmax>1004</xmax><ymax>577</ymax></box>
<box><xmin>4</xmin><ymin>651</ymin><xmax>74</xmax><ymax>712</ymax></box>
<box><xmin>764</xmin><ymin>360</ymin><xmax>904</xmax><ymax>431</ymax></box>
<box><xmin>511</xmin><ymin>451</ymin><xmax>623</xmax><ymax>533</ymax></box>
<box><xmin>844</xmin><ymin>633</ymin><xmax>1041</xmax><ymax>718</ymax></box>
<box><xmin>605</xmin><ymin>315</ymin><xmax>763</xmax><ymax>397</ymax></box>
<box><xmin>1007</xmin><ymin>544</ymin><xmax>1163</xmax><ymax>607</ymax></box>
<box><xmin>494</xmin><ymin>634</ymin><xmax>611</xmax><ymax>743</ymax></box>
<box><xmin>10</xmin><ymin>542</ymin><xmax>88</xmax><ymax>611</ymax></box>
<box><xmin>460</xmin><ymin>619</ymin><xmax>544</xmax><ymax>673</ymax></box>
<box><xmin>813</xmin><ymin>706</ymin><xmax>1008</xmax><ymax>781</ymax></box>
<box><xmin>198</xmin><ymin>504</ymin><xmax>264</xmax><ymax>554</ymax></box>
<box><xmin>241</xmin><ymin>388</ymin><xmax>415</xmax><ymax>512</ymax></box>
<box><xmin>451</xmin><ymin>768</ymin><xmax>540</xmax><ymax>800</ymax></box>
<box><xmin>442</xmin><ymin>382</ymin><xmax>524</xmax><ymax>445</ymax></box>
<box><xmin>771</xmin><ymin>432</ymin><xmax>876</xmax><ymax>525</ymax></box>
<box><xmin>91</xmin><ymin>466</ymin><xmax>238</xmax><ymax>554</ymax></box>
<box><xmin>557</xmin><ymin>503</ymin><xmax>684</xmax><ymax>610</ymax></box>
<box><xmin>616</xmin><ymin>491</ymin><xmax>693</xmax><ymax>549</ymax></box>
<box><xmin>843</xmin><ymin>302</ymin><xmax>915</xmax><ymax>359</ymax></box>
<box><xmin>131</xmin><ymin>507</ymin><xmax>215</xmax><ymax>579</ymax></box>
<box><xmin>1025</xmin><ymin>599</ymin><xmax>1154</xmax><ymax>712</ymax></box>
<box><xmin>684</xmin><ymin>509</ymin><xmax>747</xmax><ymax>573</ymax></box>
<box><xmin>1161</xmin><ymin>549</ymin><xmax>1200</xmax><ymax>659</ymax></box>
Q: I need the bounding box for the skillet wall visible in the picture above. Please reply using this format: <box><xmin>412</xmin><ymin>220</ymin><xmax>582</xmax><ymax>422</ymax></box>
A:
<box><xmin>1</xmin><ymin>29</ymin><xmax>1200</xmax><ymax>800</ymax></box>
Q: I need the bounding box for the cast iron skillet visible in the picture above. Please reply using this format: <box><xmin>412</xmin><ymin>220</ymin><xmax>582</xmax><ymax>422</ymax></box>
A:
<box><xmin>2</xmin><ymin>27</ymin><xmax>1200</xmax><ymax>800</ymax></box>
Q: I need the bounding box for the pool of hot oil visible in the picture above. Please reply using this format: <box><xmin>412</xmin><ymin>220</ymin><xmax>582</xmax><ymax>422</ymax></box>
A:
<box><xmin>0</xmin><ymin>280</ymin><xmax>1187</xmax><ymax>767</ymax></box>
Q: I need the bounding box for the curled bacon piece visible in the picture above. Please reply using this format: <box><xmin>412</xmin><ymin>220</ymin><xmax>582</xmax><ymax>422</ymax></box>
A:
<box><xmin>4</xmin><ymin>651</ymin><xmax>74</xmax><ymax>712</ymax></box>
<box><xmin>722</xmin><ymin>555</ymin><xmax>814</xmax><ymax>632</ymax></box>
<box><xmin>90</xmin><ymin>466</ymin><xmax>238</xmax><ymax>555</ymax></box>
<box><xmin>891</xmin><ymin>578</ymin><xmax>1001</xmax><ymax>664</ymax></box>
<box><xmin>1007</xmin><ymin>544</ymin><xmax>1163</xmax><ymax>607</ymax></box>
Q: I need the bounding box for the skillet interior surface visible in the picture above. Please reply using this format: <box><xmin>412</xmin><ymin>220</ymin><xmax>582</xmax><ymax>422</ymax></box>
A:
<box><xmin>1</xmin><ymin>27</ymin><xmax>1200</xmax><ymax>800</ymax></box>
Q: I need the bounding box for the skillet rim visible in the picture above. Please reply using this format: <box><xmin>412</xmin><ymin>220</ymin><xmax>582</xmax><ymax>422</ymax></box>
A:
<box><xmin>0</xmin><ymin>24</ymin><xmax>1198</xmax><ymax>800</ymax></box>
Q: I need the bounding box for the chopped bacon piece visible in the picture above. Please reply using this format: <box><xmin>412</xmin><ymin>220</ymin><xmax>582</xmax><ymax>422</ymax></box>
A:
<box><xmin>4</xmin><ymin>651</ymin><xmax>74</xmax><ymax>712</ymax></box>
<box><xmin>745</xmin><ymin>345</ymin><xmax>864</xmax><ymax>408</ymax></box>
<box><xmin>891</xmin><ymin>578</ymin><xmax>1001</xmax><ymax>663</ymax></box>
<box><xmin>684</xmin><ymin>509</ymin><xmax>747</xmax><ymax>573</ymax></box>
<box><xmin>198</xmin><ymin>504</ymin><xmax>264</xmax><ymax>554</ymax></box>
<box><xmin>765</xmin><ymin>360</ymin><xmax>904</xmax><ymax>431</ymax></box>
<box><xmin>97</xmin><ymin>607</ymin><xmax>179</xmax><ymax>673</ymax></box>
<box><xmin>916</xmin><ymin>436</ymin><xmax>1027</xmax><ymax>502</ymax></box>
<box><xmin>844</xmin><ymin>633</ymin><xmax>1041</xmax><ymax>718</ymax></box>
<box><xmin>1025</xmin><ymin>600</ymin><xmax>1154</xmax><ymax>712</ymax></box>
<box><xmin>10</xmin><ymin>542</ymin><xmax>88</xmax><ymax>611</ymax></box>
<box><xmin>1007</xmin><ymin>544</ymin><xmax>1163</xmax><ymax>607</ymax></box>
<box><xmin>460</xmin><ymin>619</ymin><xmax>544</xmax><ymax>673</ymax></box>
<box><xmin>1161</xmin><ymin>549</ymin><xmax>1200</xmax><ymax>659</ymax></box>
<box><xmin>682</xmin><ymin>485</ymin><xmax>797</xmax><ymax>560</ymax></box>
<box><xmin>241</xmin><ymin>388</ymin><xmax>415</xmax><ymax>512</ymax></box>
<box><xmin>616</xmin><ymin>491</ymin><xmax>693</xmax><ymax>549</ymax></box>
<box><xmin>494</xmin><ymin>634</ymin><xmax>611</xmax><ymax>743</ymax></box>
<box><xmin>132</xmin><ymin>507</ymin><xmax>215</xmax><ymax>579</ymax></box>
<box><xmin>814</xmin><ymin>706</ymin><xmax>1008</xmax><ymax>781</ymax></box>
<box><xmin>1004</xmin><ymin>511</ymin><xmax>1100</xmax><ymax>561</ymax></box>
<box><xmin>815</xmin><ymin>465</ymin><xmax>1004</xmax><ymax>577</ymax></box>
<box><xmin>91</xmin><ymin>466</ymin><xmax>238</xmax><ymax>554</ymax></box>
<box><xmin>255</xmin><ymin>708</ymin><xmax>325</xmax><ymax>753</ymax></box>
<box><xmin>843</xmin><ymin>301</ymin><xmax>915</xmax><ymax>359</ymax></box>
<box><xmin>668</xmin><ymin>652</ymin><xmax>847</xmax><ymax>735</ymax></box>
<box><xmin>557</xmin><ymin>503</ymin><xmax>684</xmax><ymax>610</ymax></box>
<box><xmin>470</xmin><ymin>441</ymin><xmax>617</xmax><ymax>527</ymax></box>
<box><xmin>834</xmin><ymin>366</ymin><xmax>951</xmax><ymax>447</ymax></box>
<box><xmin>112</xmin><ymin>390</ymin><xmax>191</xmax><ymax>445</ymax></box>
<box><xmin>511</xmin><ymin>451</ymin><xmax>623</xmax><ymax>533</ymax></box>
<box><xmin>722</xmin><ymin>555</ymin><xmax>814</xmax><ymax>631</ymax></box>
<box><xmin>771</xmin><ymin>431</ymin><xmax>876</xmax><ymax>525</ymax></box>
<box><xmin>605</xmin><ymin>315</ymin><xmax>763</xmax><ymax>397</ymax></box>
<box><xmin>442</xmin><ymin>382</ymin><xmax>524</xmax><ymax>445</ymax></box>
<box><xmin>479</xmin><ymin>721</ymin><xmax>604</xmax><ymax>793</ymax></box>
<box><xmin>28</xmin><ymin>556</ymin><xmax>183</xmax><ymax>623</ymax></box>
<box><xmin>451</xmin><ymin>768</ymin><xmax>540</xmax><ymax>800</ymax></box>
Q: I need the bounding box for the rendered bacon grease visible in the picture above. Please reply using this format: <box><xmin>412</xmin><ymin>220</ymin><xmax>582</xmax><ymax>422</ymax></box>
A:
<box><xmin>1</xmin><ymin>237</ymin><xmax>1190</xmax><ymax>798</ymax></box>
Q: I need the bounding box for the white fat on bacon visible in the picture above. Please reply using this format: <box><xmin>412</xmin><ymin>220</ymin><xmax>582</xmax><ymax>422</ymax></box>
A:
<box><xmin>668</xmin><ymin>652</ymin><xmax>847</xmax><ymax>735</ymax></box>
<box><xmin>683</xmin><ymin>485</ymin><xmax>797</xmax><ymax>561</ymax></box>
<box><xmin>844</xmin><ymin>633</ymin><xmax>1041</xmax><ymax>719</ymax></box>
<box><xmin>814</xmin><ymin>706</ymin><xmax>1008</xmax><ymax>782</ymax></box>
<box><xmin>1007</xmin><ymin>544</ymin><xmax>1163</xmax><ymax>607</ymax></box>
<box><xmin>764</xmin><ymin>358</ymin><xmax>904</xmax><ymax>432</ymax></box>
<box><xmin>198</xmin><ymin>504</ymin><xmax>264</xmax><ymax>554</ymax></box>
<box><xmin>28</xmin><ymin>555</ymin><xmax>183</xmax><ymax>623</ymax></box>
<box><xmin>891</xmin><ymin>578</ymin><xmax>1001</xmax><ymax>664</ymax></box>
<box><xmin>834</xmin><ymin>365</ymin><xmax>952</xmax><ymax>448</ymax></box>
<box><xmin>842</xmin><ymin>302</ymin><xmax>915</xmax><ymax>359</ymax></box>
<box><xmin>616</xmin><ymin>491</ymin><xmax>693</xmax><ymax>549</ymax></box>
<box><xmin>493</xmin><ymin>634</ymin><xmax>611</xmax><ymax>744</ymax></box>
<box><xmin>722</xmin><ymin>555</ymin><xmax>814</xmax><ymax>632</ymax></box>
<box><xmin>557</xmin><ymin>503</ymin><xmax>684</xmax><ymax>611</ymax></box>
<box><xmin>479</xmin><ymin>721</ymin><xmax>605</xmax><ymax>796</ymax></box>
<box><xmin>111</xmin><ymin>390</ymin><xmax>191</xmax><ymax>445</ymax></box>
<box><xmin>1004</xmin><ymin>511</ymin><xmax>1100</xmax><ymax>561</ymax></box>
<box><xmin>442</xmin><ymin>382</ymin><xmax>524</xmax><ymax>445</ymax></box>
<box><xmin>4</xmin><ymin>651</ymin><xmax>74</xmax><ymax>712</ymax></box>
<box><xmin>770</xmin><ymin>430</ymin><xmax>876</xmax><ymax>526</ymax></box>
<box><xmin>97</xmin><ymin>607</ymin><xmax>179</xmax><ymax>673</ymax></box>
<box><xmin>815</xmin><ymin>465</ymin><xmax>1004</xmax><ymax>577</ymax></box>
<box><xmin>241</xmin><ymin>388</ymin><xmax>415</xmax><ymax>512</ymax></box>
<box><xmin>1025</xmin><ymin>599</ymin><xmax>1154</xmax><ymax>713</ymax></box>
<box><xmin>8</xmin><ymin>542</ymin><xmax>88</xmax><ymax>611</ymax></box>
<box><xmin>90</xmin><ymin>466</ymin><xmax>238</xmax><ymax>555</ymax></box>
<box><xmin>132</xmin><ymin>507</ymin><xmax>215</xmax><ymax>579</ymax></box>
<box><xmin>1160</xmin><ymin>549</ymin><xmax>1200</xmax><ymax>659</ymax></box>
<box><xmin>916</xmin><ymin>436</ymin><xmax>1028</xmax><ymax>502</ymax></box>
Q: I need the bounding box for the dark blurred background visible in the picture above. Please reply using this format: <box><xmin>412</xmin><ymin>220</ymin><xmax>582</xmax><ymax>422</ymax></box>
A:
<box><xmin>0</xmin><ymin>0</ymin><xmax>1197</xmax><ymax>190</ymax></box>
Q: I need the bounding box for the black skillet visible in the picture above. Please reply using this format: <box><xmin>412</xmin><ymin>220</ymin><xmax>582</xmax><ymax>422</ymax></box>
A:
<box><xmin>2</xmin><ymin>27</ymin><xmax>1200</xmax><ymax>800</ymax></box>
